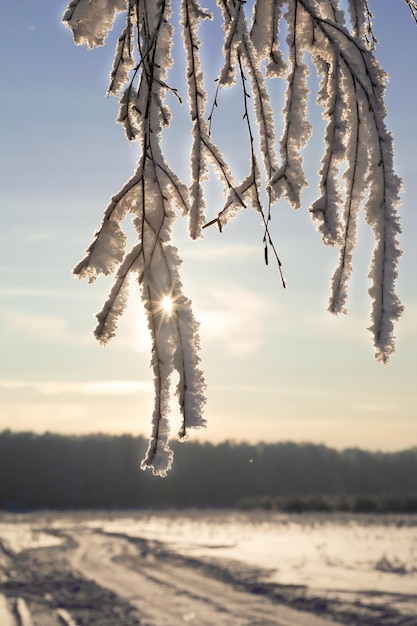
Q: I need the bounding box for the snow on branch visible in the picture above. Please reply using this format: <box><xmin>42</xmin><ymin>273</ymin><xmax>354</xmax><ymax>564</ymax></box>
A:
<box><xmin>63</xmin><ymin>0</ymin><xmax>409</xmax><ymax>473</ymax></box>
<box><xmin>405</xmin><ymin>0</ymin><xmax>417</xmax><ymax>24</ymax></box>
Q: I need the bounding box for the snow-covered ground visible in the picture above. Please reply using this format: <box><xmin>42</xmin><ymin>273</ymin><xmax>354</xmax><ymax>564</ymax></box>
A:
<box><xmin>0</xmin><ymin>510</ymin><xmax>416</xmax><ymax>624</ymax></box>
<box><xmin>76</xmin><ymin>510</ymin><xmax>417</xmax><ymax>616</ymax></box>
<box><xmin>0</xmin><ymin>521</ymin><xmax>63</xmax><ymax>554</ymax></box>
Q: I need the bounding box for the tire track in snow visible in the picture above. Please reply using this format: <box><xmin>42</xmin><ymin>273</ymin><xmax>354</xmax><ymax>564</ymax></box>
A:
<box><xmin>68</xmin><ymin>529</ymin><xmax>342</xmax><ymax>626</ymax></box>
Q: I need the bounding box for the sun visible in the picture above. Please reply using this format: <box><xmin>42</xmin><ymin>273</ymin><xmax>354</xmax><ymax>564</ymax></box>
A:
<box><xmin>161</xmin><ymin>295</ymin><xmax>173</xmax><ymax>316</ymax></box>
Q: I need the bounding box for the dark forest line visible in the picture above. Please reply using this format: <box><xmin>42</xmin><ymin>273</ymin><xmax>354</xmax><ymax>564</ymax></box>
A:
<box><xmin>1</xmin><ymin>430</ymin><xmax>417</xmax><ymax>511</ymax></box>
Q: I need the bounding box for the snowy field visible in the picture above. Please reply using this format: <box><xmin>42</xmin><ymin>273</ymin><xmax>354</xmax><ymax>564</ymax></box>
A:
<box><xmin>0</xmin><ymin>510</ymin><xmax>416</xmax><ymax>625</ymax></box>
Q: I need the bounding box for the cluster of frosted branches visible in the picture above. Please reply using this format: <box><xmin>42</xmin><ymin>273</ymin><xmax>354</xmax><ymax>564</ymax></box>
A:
<box><xmin>63</xmin><ymin>0</ymin><xmax>409</xmax><ymax>475</ymax></box>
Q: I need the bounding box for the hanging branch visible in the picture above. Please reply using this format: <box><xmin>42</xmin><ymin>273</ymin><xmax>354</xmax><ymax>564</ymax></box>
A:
<box><xmin>269</xmin><ymin>1</ymin><xmax>312</xmax><ymax>208</ymax></box>
<box><xmin>62</xmin><ymin>0</ymin><xmax>411</xmax><ymax>474</ymax></box>
<box><xmin>296</xmin><ymin>0</ymin><xmax>403</xmax><ymax>361</ymax></box>
<box><xmin>65</xmin><ymin>0</ymin><xmax>206</xmax><ymax>477</ymax></box>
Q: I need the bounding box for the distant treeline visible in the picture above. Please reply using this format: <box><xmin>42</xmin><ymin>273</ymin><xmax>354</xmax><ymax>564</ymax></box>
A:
<box><xmin>1</xmin><ymin>430</ymin><xmax>417</xmax><ymax>511</ymax></box>
<box><xmin>240</xmin><ymin>493</ymin><xmax>417</xmax><ymax>514</ymax></box>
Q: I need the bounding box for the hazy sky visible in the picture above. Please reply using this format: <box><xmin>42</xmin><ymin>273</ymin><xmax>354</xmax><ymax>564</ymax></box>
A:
<box><xmin>1</xmin><ymin>1</ymin><xmax>416</xmax><ymax>451</ymax></box>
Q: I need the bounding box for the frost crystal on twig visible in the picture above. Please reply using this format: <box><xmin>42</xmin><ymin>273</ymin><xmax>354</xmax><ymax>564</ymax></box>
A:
<box><xmin>63</xmin><ymin>0</ymin><xmax>410</xmax><ymax>474</ymax></box>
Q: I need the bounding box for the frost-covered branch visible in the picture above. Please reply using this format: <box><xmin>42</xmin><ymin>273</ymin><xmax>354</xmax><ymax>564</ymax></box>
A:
<box><xmin>63</xmin><ymin>0</ymin><xmax>408</xmax><ymax>474</ymax></box>
<box><xmin>64</xmin><ymin>0</ymin><xmax>206</xmax><ymax>476</ymax></box>
<box><xmin>295</xmin><ymin>0</ymin><xmax>403</xmax><ymax>361</ymax></box>
<box><xmin>269</xmin><ymin>0</ymin><xmax>312</xmax><ymax>208</ymax></box>
<box><xmin>405</xmin><ymin>0</ymin><xmax>417</xmax><ymax>23</ymax></box>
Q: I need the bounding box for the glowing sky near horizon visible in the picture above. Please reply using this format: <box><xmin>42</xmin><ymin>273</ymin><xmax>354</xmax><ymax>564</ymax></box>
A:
<box><xmin>0</xmin><ymin>1</ymin><xmax>416</xmax><ymax>451</ymax></box>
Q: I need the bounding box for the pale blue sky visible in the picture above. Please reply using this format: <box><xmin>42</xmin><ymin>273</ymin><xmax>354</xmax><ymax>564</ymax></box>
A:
<box><xmin>0</xmin><ymin>1</ymin><xmax>416</xmax><ymax>451</ymax></box>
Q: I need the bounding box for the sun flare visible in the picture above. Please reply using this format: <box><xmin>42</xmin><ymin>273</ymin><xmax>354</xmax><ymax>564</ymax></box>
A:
<box><xmin>161</xmin><ymin>295</ymin><xmax>173</xmax><ymax>316</ymax></box>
